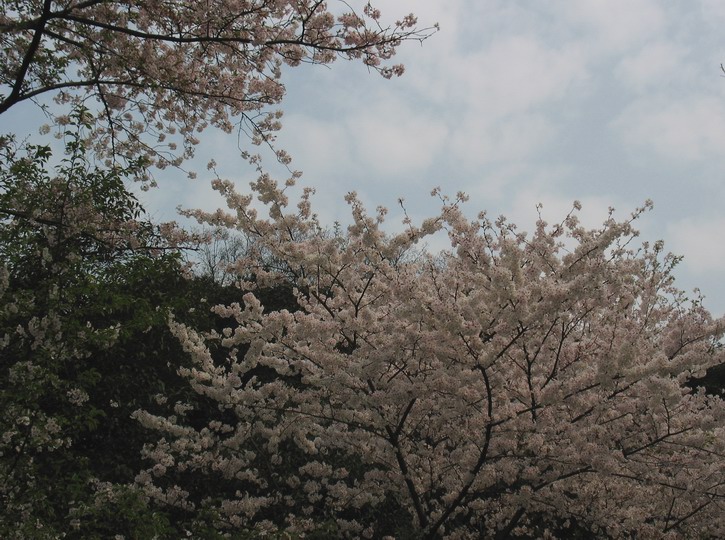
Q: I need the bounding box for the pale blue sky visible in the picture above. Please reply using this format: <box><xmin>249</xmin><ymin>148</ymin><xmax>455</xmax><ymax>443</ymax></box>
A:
<box><xmin>3</xmin><ymin>0</ymin><xmax>725</xmax><ymax>315</ymax></box>
<box><xmin>275</xmin><ymin>0</ymin><xmax>725</xmax><ymax>318</ymax></box>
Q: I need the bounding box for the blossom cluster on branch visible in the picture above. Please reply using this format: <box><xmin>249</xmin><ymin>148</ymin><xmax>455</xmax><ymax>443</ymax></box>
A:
<box><xmin>135</xmin><ymin>178</ymin><xmax>725</xmax><ymax>538</ymax></box>
<box><xmin>1</xmin><ymin>0</ymin><xmax>436</xmax><ymax>178</ymax></box>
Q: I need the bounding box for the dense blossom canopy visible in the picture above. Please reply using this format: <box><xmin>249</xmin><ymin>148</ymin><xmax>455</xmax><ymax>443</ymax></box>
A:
<box><xmin>0</xmin><ymin>0</ymin><xmax>434</xmax><ymax>175</ymax></box>
<box><xmin>134</xmin><ymin>179</ymin><xmax>725</xmax><ymax>538</ymax></box>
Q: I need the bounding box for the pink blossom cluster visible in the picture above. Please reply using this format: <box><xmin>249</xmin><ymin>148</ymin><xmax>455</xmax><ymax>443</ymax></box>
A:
<box><xmin>1</xmin><ymin>1</ymin><xmax>436</xmax><ymax>178</ymax></box>
<box><xmin>136</xmin><ymin>180</ymin><xmax>725</xmax><ymax>538</ymax></box>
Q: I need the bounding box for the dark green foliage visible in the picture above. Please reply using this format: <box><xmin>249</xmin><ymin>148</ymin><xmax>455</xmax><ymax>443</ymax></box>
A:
<box><xmin>0</xmin><ymin>115</ymin><xmax>227</xmax><ymax>537</ymax></box>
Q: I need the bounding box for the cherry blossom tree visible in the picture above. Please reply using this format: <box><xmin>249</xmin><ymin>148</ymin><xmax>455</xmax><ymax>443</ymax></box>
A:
<box><xmin>0</xmin><ymin>0</ymin><xmax>435</xmax><ymax>177</ymax></box>
<box><xmin>134</xmin><ymin>178</ymin><xmax>725</xmax><ymax>538</ymax></box>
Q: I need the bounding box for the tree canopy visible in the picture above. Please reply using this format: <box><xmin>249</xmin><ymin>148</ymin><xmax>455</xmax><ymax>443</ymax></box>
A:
<box><xmin>1</xmin><ymin>0</ymin><xmax>435</xmax><ymax>176</ymax></box>
<box><xmin>135</xmin><ymin>181</ymin><xmax>725</xmax><ymax>538</ymax></box>
<box><xmin>1</xmin><ymin>2</ymin><xmax>724</xmax><ymax>539</ymax></box>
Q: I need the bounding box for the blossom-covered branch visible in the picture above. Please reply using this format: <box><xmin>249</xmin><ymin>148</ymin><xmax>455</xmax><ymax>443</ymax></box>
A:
<box><xmin>0</xmin><ymin>0</ymin><xmax>436</xmax><ymax>175</ymax></box>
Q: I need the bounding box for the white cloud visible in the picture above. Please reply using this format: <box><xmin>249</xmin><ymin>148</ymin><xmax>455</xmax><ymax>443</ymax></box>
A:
<box><xmin>450</xmin><ymin>113</ymin><xmax>556</xmax><ymax>170</ymax></box>
<box><xmin>280</xmin><ymin>113</ymin><xmax>352</xmax><ymax>176</ymax></box>
<box><xmin>615</xmin><ymin>41</ymin><xmax>689</xmax><ymax>92</ymax></box>
<box><xmin>403</xmin><ymin>32</ymin><xmax>588</xmax><ymax>173</ymax></box>
<box><xmin>448</xmin><ymin>35</ymin><xmax>588</xmax><ymax>119</ymax></box>
<box><xmin>462</xmin><ymin>163</ymin><xmax>538</xmax><ymax>204</ymax></box>
<box><xmin>613</xmin><ymin>95</ymin><xmax>725</xmax><ymax>162</ymax></box>
<box><xmin>668</xmin><ymin>216</ymin><xmax>725</xmax><ymax>274</ymax></box>
<box><xmin>346</xmin><ymin>97</ymin><xmax>449</xmax><ymax>177</ymax></box>
<box><xmin>699</xmin><ymin>0</ymin><xmax>725</xmax><ymax>27</ymax></box>
<box><xmin>563</xmin><ymin>0</ymin><xmax>667</xmax><ymax>53</ymax></box>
